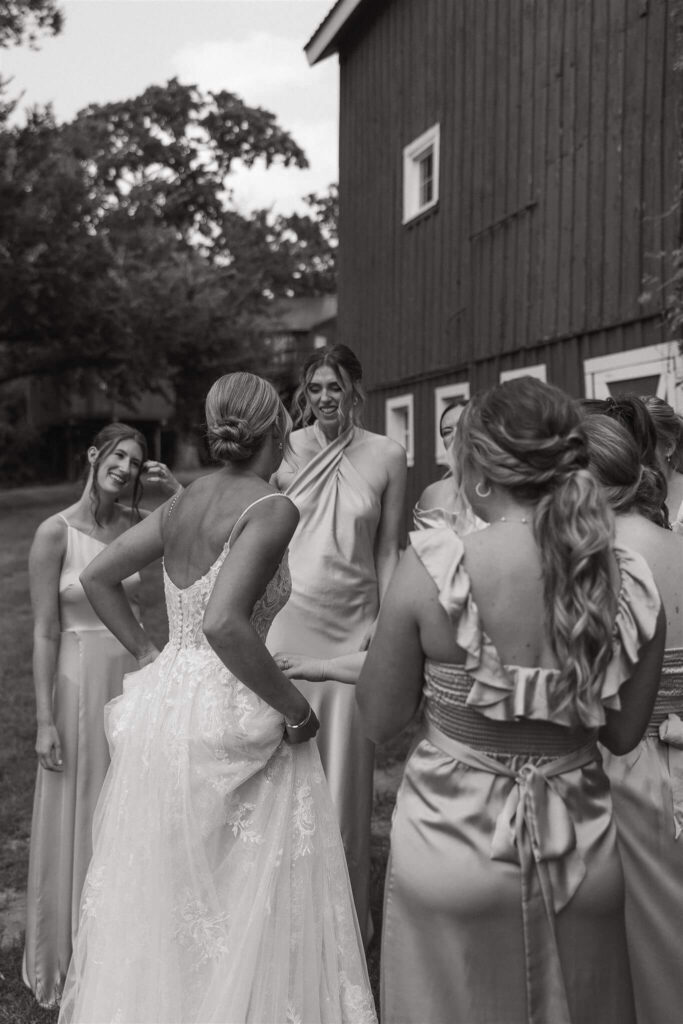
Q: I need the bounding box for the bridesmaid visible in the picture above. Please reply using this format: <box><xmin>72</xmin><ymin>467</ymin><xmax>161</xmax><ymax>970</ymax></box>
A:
<box><xmin>586</xmin><ymin>394</ymin><xmax>669</xmax><ymax>527</ymax></box>
<box><xmin>358</xmin><ymin>378</ymin><xmax>665</xmax><ymax>1024</ymax></box>
<box><xmin>642</xmin><ymin>394</ymin><xmax>683</xmax><ymax>530</ymax></box>
<box><xmin>23</xmin><ymin>423</ymin><xmax>178</xmax><ymax>1007</ymax></box>
<box><xmin>268</xmin><ymin>343</ymin><xmax>406</xmax><ymax>942</ymax></box>
<box><xmin>413</xmin><ymin>399</ymin><xmax>481</xmax><ymax>534</ymax></box>
<box><xmin>583</xmin><ymin>411</ymin><xmax>683</xmax><ymax>1024</ymax></box>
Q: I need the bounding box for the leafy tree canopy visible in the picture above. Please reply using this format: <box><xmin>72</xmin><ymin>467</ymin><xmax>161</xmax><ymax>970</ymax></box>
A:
<box><xmin>0</xmin><ymin>79</ymin><xmax>337</xmax><ymax>431</ymax></box>
<box><xmin>0</xmin><ymin>0</ymin><xmax>63</xmax><ymax>48</ymax></box>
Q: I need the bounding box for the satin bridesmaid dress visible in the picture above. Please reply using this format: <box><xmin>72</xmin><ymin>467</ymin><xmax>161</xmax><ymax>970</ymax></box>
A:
<box><xmin>602</xmin><ymin>647</ymin><xmax>683</xmax><ymax>1024</ymax></box>
<box><xmin>412</xmin><ymin>498</ymin><xmax>484</xmax><ymax>533</ymax></box>
<box><xmin>381</xmin><ymin>527</ymin><xmax>660</xmax><ymax>1024</ymax></box>
<box><xmin>23</xmin><ymin>516</ymin><xmax>140</xmax><ymax>1007</ymax></box>
<box><xmin>267</xmin><ymin>424</ymin><xmax>384</xmax><ymax>943</ymax></box>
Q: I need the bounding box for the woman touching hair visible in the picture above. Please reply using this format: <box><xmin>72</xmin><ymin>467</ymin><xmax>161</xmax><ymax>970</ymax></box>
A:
<box><xmin>23</xmin><ymin>422</ymin><xmax>179</xmax><ymax>1008</ymax></box>
<box><xmin>358</xmin><ymin>378</ymin><xmax>664</xmax><ymax>1024</ymax></box>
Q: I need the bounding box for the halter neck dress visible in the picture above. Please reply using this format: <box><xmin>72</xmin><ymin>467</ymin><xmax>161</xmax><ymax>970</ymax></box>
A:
<box><xmin>267</xmin><ymin>425</ymin><xmax>384</xmax><ymax>943</ymax></box>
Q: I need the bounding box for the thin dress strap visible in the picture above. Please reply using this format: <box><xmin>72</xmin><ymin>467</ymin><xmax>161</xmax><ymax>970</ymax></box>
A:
<box><xmin>226</xmin><ymin>493</ymin><xmax>291</xmax><ymax>548</ymax></box>
<box><xmin>56</xmin><ymin>513</ymin><xmax>70</xmax><ymax>526</ymax></box>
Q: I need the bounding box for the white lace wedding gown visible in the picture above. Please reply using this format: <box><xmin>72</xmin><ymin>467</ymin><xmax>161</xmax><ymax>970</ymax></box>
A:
<box><xmin>58</xmin><ymin>500</ymin><xmax>376</xmax><ymax>1024</ymax></box>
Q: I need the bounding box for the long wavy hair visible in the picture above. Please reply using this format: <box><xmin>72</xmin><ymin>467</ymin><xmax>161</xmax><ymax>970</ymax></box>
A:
<box><xmin>88</xmin><ymin>423</ymin><xmax>148</xmax><ymax>526</ymax></box>
<box><xmin>583</xmin><ymin>415</ymin><xmax>664</xmax><ymax>524</ymax></box>
<box><xmin>205</xmin><ymin>372</ymin><xmax>292</xmax><ymax>464</ymax></box>
<box><xmin>456</xmin><ymin>377</ymin><xmax>617</xmax><ymax>727</ymax></box>
<box><xmin>291</xmin><ymin>344</ymin><xmax>365</xmax><ymax>429</ymax></box>
<box><xmin>581</xmin><ymin>394</ymin><xmax>669</xmax><ymax>528</ymax></box>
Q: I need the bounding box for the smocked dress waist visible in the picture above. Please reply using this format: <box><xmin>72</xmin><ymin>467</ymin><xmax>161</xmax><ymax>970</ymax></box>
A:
<box><xmin>646</xmin><ymin>647</ymin><xmax>683</xmax><ymax>738</ymax></box>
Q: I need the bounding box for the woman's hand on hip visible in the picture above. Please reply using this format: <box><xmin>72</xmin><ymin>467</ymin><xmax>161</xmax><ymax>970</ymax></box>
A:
<box><xmin>283</xmin><ymin>705</ymin><xmax>320</xmax><ymax>745</ymax></box>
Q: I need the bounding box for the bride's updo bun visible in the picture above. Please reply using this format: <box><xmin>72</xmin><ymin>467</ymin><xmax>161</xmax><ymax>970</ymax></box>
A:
<box><xmin>208</xmin><ymin>416</ymin><xmax>257</xmax><ymax>463</ymax></box>
<box><xmin>205</xmin><ymin>372</ymin><xmax>291</xmax><ymax>464</ymax></box>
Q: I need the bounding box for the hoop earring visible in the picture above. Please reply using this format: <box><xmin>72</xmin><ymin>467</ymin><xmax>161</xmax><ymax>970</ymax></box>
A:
<box><xmin>475</xmin><ymin>481</ymin><xmax>491</xmax><ymax>499</ymax></box>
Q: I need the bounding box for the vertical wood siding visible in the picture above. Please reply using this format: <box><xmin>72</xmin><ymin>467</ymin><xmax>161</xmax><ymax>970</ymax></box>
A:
<box><xmin>336</xmin><ymin>0</ymin><xmax>681</xmax><ymax>507</ymax></box>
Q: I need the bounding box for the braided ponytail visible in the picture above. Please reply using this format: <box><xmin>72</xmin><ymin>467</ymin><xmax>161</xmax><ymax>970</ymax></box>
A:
<box><xmin>457</xmin><ymin>378</ymin><xmax>617</xmax><ymax>727</ymax></box>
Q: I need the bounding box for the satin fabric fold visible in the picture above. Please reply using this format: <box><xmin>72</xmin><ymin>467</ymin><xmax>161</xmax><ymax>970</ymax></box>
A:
<box><xmin>268</xmin><ymin>425</ymin><xmax>380</xmax><ymax>942</ymax></box>
<box><xmin>23</xmin><ymin>525</ymin><xmax>139</xmax><ymax>1009</ymax></box>
<box><xmin>382</xmin><ymin>719</ymin><xmax>635</xmax><ymax>1024</ymax></box>
<box><xmin>603</xmin><ymin>648</ymin><xmax>683</xmax><ymax>1024</ymax></box>
<box><xmin>426</xmin><ymin>724</ymin><xmax>598</xmax><ymax>1024</ymax></box>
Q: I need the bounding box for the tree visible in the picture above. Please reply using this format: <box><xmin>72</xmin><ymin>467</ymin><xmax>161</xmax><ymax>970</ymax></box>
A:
<box><xmin>0</xmin><ymin>0</ymin><xmax>63</xmax><ymax>48</ymax></box>
<box><xmin>271</xmin><ymin>185</ymin><xmax>338</xmax><ymax>295</ymax></box>
<box><xmin>0</xmin><ymin>79</ymin><xmax>337</xmax><ymax>435</ymax></box>
<box><xmin>67</xmin><ymin>78</ymin><xmax>308</xmax><ymax>249</ymax></box>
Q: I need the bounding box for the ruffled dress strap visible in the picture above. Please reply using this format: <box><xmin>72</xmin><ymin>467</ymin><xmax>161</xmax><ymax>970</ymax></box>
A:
<box><xmin>411</xmin><ymin>531</ymin><xmax>661</xmax><ymax>729</ymax></box>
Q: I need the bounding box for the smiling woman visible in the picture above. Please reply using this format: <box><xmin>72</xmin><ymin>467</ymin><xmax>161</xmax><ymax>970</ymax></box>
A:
<box><xmin>267</xmin><ymin>344</ymin><xmax>407</xmax><ymax>945</ymax></box>
<box><xmin>21</xmin><ymin>422</ymin><xmax>180</xmax><ymax>1009</ymax></box>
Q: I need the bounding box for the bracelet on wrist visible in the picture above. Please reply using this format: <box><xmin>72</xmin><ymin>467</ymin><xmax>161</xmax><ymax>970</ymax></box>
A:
<box><xmin>285</xmin><ymin>705</ymin><xmax>312</xmax><ymax>729</ymax></box>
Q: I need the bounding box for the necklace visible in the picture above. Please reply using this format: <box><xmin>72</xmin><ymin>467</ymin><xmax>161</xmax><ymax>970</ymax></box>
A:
<box><xmin>495</xmin><ymin>515</ymin><xmax>530</xmax><ymax>524</ymax></box>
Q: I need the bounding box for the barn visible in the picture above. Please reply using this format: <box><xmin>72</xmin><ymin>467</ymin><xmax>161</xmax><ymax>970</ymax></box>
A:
<box><xmin>305</xmin><ymin>0</ymin><xmax>683</xmax><ymax>505</ymax></box>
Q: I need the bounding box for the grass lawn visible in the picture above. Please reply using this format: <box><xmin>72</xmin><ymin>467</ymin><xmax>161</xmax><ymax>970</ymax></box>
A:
<box><xmin>0</xmin><ymin>482</ymin><xmax>414</xmax><ymax>1021</ymax></box>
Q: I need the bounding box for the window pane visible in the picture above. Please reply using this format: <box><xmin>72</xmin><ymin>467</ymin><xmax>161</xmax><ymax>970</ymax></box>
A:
<box><xmin>607</xmin><ymin>375</ymin><xmax>660</xmax><ymax>397</ymax></box>
<box><xmin>419</xmin><ymin>151</ymin><xmax>433</xmax><ymax>206</ymax></box>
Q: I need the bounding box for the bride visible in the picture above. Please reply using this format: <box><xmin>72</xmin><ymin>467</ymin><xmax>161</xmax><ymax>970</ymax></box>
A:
<box><xmin>57</xmin><ymin>372</ymin><xmax>376</xmax><ymax>1024</ymax></box>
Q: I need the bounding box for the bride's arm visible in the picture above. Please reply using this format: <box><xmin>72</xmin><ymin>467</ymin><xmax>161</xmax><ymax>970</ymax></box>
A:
<box><xmin>203</xmin><ymin>498</ymin><xmax>316</xmax><ymax>741</ymax></box>
<box><xmin>81</xmin><ymin>503</ymin><xmax>168</xmax><ymax>665</ymax></box>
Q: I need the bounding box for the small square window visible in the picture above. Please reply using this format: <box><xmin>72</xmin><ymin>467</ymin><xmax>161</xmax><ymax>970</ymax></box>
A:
<box><xmin>403</xmin><ymin>124</ymin><xmax>440</xmax><ymax>224</ymax></box>
<box><xmin>385</xmin><ymin>394</ymin><xmax>414</xmax><ymax>467</ymax></box>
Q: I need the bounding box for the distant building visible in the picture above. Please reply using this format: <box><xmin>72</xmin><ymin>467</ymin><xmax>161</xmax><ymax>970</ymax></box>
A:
<box><xmin>260</xmin><ymin>295</ymin><xmax>338</xmax><ymax>404</ymax></box>
<box><xmin>306</xmin><ymin>0</ymin><xmax>683</xmax><ymax>505</ymax></box>
<box><xmin>13</xmin><ymin>373</ymin><xmax>175</xmax><ymax>479</ymax></box>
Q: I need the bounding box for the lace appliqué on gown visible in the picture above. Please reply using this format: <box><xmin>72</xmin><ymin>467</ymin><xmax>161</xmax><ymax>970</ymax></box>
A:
<box><xmin>59</xmin><ymin>537</ymin><xmax>376</xmax><ymax>1024</ymax></box>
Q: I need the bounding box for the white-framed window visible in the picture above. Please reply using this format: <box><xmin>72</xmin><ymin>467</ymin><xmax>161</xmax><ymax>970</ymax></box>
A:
<box><xmin>499</xmin><ymin>363</ymin><xmax>547</xmax><ymax>384</ymax></box>
<box><xmin>434</xmin><ymin>382</ymin><xmax>470</xmax><ymax>464</ymax></box>
<box><xmin>403</xmin><ymin>124</ymin><xmax>440</xmax><ymax>224</ymax></box>
<box><xmin>584</xmin><ymin>342</ymin><xmax>683</xmax><ymax>411</ymax></box>
<box><xmin>385</xmin><ymin>393</ymin><xmax>415</xmax><ymax>467</ymax></box>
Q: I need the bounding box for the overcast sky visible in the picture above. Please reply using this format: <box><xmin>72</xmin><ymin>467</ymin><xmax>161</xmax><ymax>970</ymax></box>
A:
<box><xmin>2</xmin><ymin>0</ymin><xmax>338</xmax><ymax>214</ymax></box>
